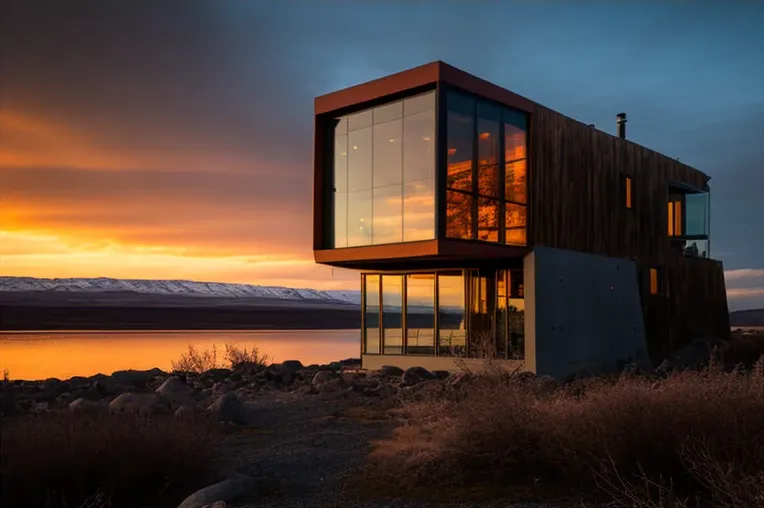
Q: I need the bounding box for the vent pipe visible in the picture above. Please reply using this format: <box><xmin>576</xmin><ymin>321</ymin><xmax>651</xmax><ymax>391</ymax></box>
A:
<box><xmin>616</xmin><ymin>113</ymin><xmax>627</xmax><ymax>139</ymax></box>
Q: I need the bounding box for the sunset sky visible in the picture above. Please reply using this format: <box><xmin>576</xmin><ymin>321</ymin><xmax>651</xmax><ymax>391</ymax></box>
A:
<box><xmin>1</xmin><ymin>1</ymin><xmax>762</xmax><ymax>310</ymax></box>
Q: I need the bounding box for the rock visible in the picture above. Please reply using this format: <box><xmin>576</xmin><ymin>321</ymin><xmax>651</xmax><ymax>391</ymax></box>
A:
<box><xmin>110</xmin><ymin>368</ymin><xmax>164</xmax><ymax>387</ymax></box>
<box><xmin>534</xmin><ymin>375</ymin><xmax>559</xmax><ymax>393</ymax></box>
<box><xmin>656</xmin><ymin>359</ymin><xmax>673</xmax><ymax>375</ymax></box>
<box><xmin>280</xmin><ymin>360</ymin><xmax>304</xmax><ymax>373</ymax></box>
<box><xmin>201</xmin><ymin>502</ymin><xmax>227</xmax><ymax>508</ymax></box>
<box><xmin>156</xmin><ymin>376</ymin><xmax>196</xmax><ymax>408</ymax></box>
<box><xmin>401</xmin><ymin>366</ymin><xmax>435</xmax><ymax>385</ymax></box>
<box><xmin>315</xmin><ymin>377</ymin><xmax>345</xmax><ymax>394</ymax></box>
<box><xmin>203</xmin><ymin>368</ymin><xmax>232</xmax><ymax>383</ymax></box>
<box><xmin>445</xmin><ymin>371</ymin><xmax>472</xmax><ymax>390</ymax></box>
<box><xmin>175</xmin><ymin>404</ymin><xmax>198</xmax><ymax>420</ymax></box>
<box><xmin>109</xmin><ymin>392</ymin><xmax>172</xmax><ymax>416</ymax></box>
<box><xmin>232</xmin><ymin>362</ymin><xmax>261</xmax><ymax>377</ymax></box>
<box><xmin>69</xmin><ymin>397</ymin><xmax>108</xmax><ymax>414</ymax></box>
<box><xmin>433</xmin><ymin>370</ymin><xmax>451</xmax><ymax>380</ymax></box>
<box><xmin>176</xmin><ymin>473</ymin><xmax>255</xmax><ymax>508</ymax></box>
<box><xmin>311</xmin><ymin>371</ymin><xmax>336</xmax><ymax>387</ymax></box>
<box><xmin>206</xmin><ymin>392</ymin><xmax>247</xmax><ymax>424</ymax></box>
<box><xmin>379</xmin><ymin>365</ymin><xmax>404</xmax><ymax>377</ymax></box>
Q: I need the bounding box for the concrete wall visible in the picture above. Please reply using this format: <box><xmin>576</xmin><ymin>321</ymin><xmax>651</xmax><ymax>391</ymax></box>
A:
<box><xmin>362</xmin><ymin>354</ymin><xmax>527</xmax><ymax>374</ymax></box>
<box><xmin>524</xmin><ymin>246</ymin><xmax>650</xmax><ymax>381</ymax></box>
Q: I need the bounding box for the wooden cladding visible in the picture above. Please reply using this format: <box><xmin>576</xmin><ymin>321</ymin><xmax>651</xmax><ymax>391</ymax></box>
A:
<box><xmin>529</xmin><ymin>106</ymin><xmax>728</xmax><ymax>357</ymax></box>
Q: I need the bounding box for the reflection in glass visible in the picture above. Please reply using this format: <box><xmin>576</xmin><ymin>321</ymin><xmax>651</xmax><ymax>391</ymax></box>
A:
<box><xmin>349</xmin><ymin>110</ymin><xmax>372</xmax><ymax>131</ymax></box>
<box><xmin>504</xmin><ymin>109</ymin><xmax>527</xmax><ymax>161</ymax></box>
<box><xmin>684</xmin><ymin>192</ymin><xmax>710</xmax><ymax>237</ymax></box>
<box><xmin>496</xmin><ymin>270</ymin><xmax>508</xmax><ymax>359</ymax></box>
<box><xmin>477</xmin><ymin>198</ymin><xmax>500</xmax><ymax>242</ymax></box>
<box><xmin>373</xmin><ymin>101</ymin><xmax>402</xmax><ymax>124</ymax></box>
<box><xmin>403</xmin><ymin>110</ymin><xmax>435</xmax><ymax>183</ymax></box>
<box><xmin>333</xmin><ymin>192</ymin><xmax>347</xmax><ymax>248</ymax></box>
<box><xmin>438</xmin><ymin>272</ymin><xmax>465</xmax><ymax>356</ymax></box>
<box><xmin>364</xmin><ymin>275</ymin><xmax>380</xmax><ymax>354</ymax></box>
<box><xmin>505</xmin><ymin>204</ymin><xmax>527</xmax><ymax>246</ymax></box>
<box><xmin>381</xmin><ymin>275</ymin><xmax>403</xmax><ymax>354</ymax></box>
<box><xmin>468</xmin><ymin>271</ymin><xmax>494</xmax><ymax>358</ymax></box>
<box><xmin>406</xmin><ymin>274</ymin><xmax>435</xmax><ymax>355</ymax></box>
<box><xmin>348</xmin><ymin>128</ymin><xmax>372</xmax><ymax>192</ymax></box>
<box><xmin>446</xmin><ymin>190</ymin><xmax>473</xmax><ymax>239</ymax></box>
<box><xmin>372</xmin><ymin>119</ymin><xmax>403</xmax><ymax>188</ymax></box>
<box><xmin>478</xmin><ymin>102</ymin><xmax>500</xmax><ymax>197</ymax></box>
<box><xmin>505</xmin><ymin>159</ymin><xmax>527</xmax><ymax>204</ymax></box>
<box><xmin>683</xmin><ymin>239</ymin><xmax>710</xmax><ymax>258</ymax></box>
<box><xmin>508</xmin><ymin>270</ymin><xmax>525</xmax><ymax>359</ymax></box>
<box><xmin>347</xmin><ymin>189</ymin><xmax>372</xmax><ymax>247</ymax></box>
<box><xmin>372</xmin><ymin>185</ymin><xmax>403</xmax><ymax>244</ymax></box>
<box><xmin>447</xmin><ymin>92</ymin><xmax>474</xmax><ymax>191</ymax></box>
<box><xmin>404</xmin><ymin>92</ymin><xmax>435</xmax><ymax>116</ymax></box>
<box><xmin>403</xmin><ymin>180</ymin><xmax>435</xmax><ymax>242</ymax></box>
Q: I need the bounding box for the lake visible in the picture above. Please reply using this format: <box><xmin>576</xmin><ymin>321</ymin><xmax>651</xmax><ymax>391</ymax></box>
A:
<box><xmin>0</xmin><ymin>329</ymin><xmax>360</xmax><ymax>381</ymax></box>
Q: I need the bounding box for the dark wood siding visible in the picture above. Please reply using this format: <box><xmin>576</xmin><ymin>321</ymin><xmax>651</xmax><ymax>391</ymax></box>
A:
<box><xmin>530</xmin><ymin>105</ymin><xmax>729</xmax><ymax>359</ymax></box>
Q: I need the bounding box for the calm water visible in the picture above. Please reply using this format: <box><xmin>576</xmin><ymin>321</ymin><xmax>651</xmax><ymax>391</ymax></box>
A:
<box><xmin>0</xmin><ymin>329</ymin><xmax>360</xmax><ymax>380</ymax></box>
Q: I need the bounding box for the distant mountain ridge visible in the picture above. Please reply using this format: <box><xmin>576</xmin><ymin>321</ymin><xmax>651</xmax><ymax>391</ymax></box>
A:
<box><xmin>0</xmin><ymin>276</ymin><xmax>361</xmax><ymax>305</ymax></box>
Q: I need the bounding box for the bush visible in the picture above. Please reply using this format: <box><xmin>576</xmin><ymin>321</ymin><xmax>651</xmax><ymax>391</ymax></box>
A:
<box><xmin>364</xmin><ymin>359</ymin><xmax>764</xmax><ymax>507</ymax></box>
<box><xmin>1</xmin><ymin>411</ymin><xmax>222</xmax><ymax>508</ymax></box>
<box><xmin>171</xmin><ymin>343</ymin><xmax>270</xmax><ymax>373</ymax></box>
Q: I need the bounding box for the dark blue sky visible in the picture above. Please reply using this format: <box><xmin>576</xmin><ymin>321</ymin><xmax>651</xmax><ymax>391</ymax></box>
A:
<box><xmin>1</xmin><ymin>1</ymin><xmax>763</xmax><ymax>309</ymax></box>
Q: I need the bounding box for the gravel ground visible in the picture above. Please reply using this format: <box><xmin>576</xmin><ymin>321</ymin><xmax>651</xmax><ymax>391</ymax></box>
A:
<box><xmin>222</xmin><ymin>390</ymin><xmax>579</xmax><ymax>508</ymax></box>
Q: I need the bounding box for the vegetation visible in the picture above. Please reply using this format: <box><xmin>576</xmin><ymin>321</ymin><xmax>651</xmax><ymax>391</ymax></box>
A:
<box><xmin>1</xmin><ymin>411</ymin><xmax>222</xmax><ymax>508</ymax></box>
<box><xmin>363</xmin><ymin>340</ymin><xmax>764</xmax><ymax>507</ymax></box>
<box><xmin>171</xmin><ymin>342</ymin><xmax>270</xmax><ymax>373</ymax></box>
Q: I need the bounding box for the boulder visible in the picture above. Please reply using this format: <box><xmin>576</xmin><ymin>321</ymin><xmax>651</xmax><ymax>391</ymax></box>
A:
<box><xmin>311</xmin><ymin>370</ymin><xmax>336</xmax><ymax>387</ymax></box>
<box><xmin>156</xmin><ymin>376</ymin><xmax>196</xmax><ymax>408</ymax></box>
<box><xmin>401</xmin><ymin>366</ymin><xmax>435</xmax><ymax>386</ymax></box>
<box><xmin>174</xmin><ymin>404</ymin><xmax>198</xmax><ymax>420</ymax></box>
<box><xmin>206</xmin><ymin>392</ymin><xmax>247</xmax><ymax>424</ymax></box>
<box><xmin>280</xmin><ymin>360</ymin><xmax>304</xmax><ymax>373</ymax></box>
<box><xmin>379</xmin><ymin>365</ymin><xmax>404</xmax><ymax>377</ymax></box>
<box><xmin>69</xmin><ymin>397</ymin><xmax>108</xmax><ymax>414</ymax></box>
<box><xmin>176</xmin><ymin>473</ymin><xmax>255</xmax><ymax>508</ymax></box>
<box><xmin>433</xmin><ymin>370</ymin><xmax>451</xmax><ymax>380</ymax></box>
<box><xmin>110</xmin><ymin>368</ymin><xmax>164</xmax><ymax>387</ymax></box>
<box><xmin>109</xmin><ymin>392</ymin><xmax>172</xmax><ymax>416</ymax></box>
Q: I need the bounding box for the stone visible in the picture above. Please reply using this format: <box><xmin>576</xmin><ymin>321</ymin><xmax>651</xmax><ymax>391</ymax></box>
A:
<box><xmin>69</xmin><ymin>397</ymin><xmax>108</xmax><ymax>414</ymax></box>
<box><xmin>280</xmin><ymin>360</ymin><xmax>304</xmax><ymax>373</ymax></box>
<box><xmin>433</xmin><ymin>370</ymin><xmax>451</xmax><ymax>380</ymax></box>
<box><xmin>176</xmin><ymin>473</ymin><xmax>255</xmax><ymax>508</ymax></box>
<box><xmin>311</xmin><ymin>370</ymin><xmax>336</xmax><ymax>387</ymax></box>
<box><xmin>156</xmin><ymin>376</ymin><xmax>196</xmax><ymax>408</ymax></box>
<box><xmin>110</xmin><ymin>368</ymin><xmax>164</xmax><ymax>387</ymax></box>
<box><xmin>206</xmin><ymin>392</ymin><xmax>247</xmax><ymax>424</ymax></box>
<box><xmin>379</xmin><ymin>365</ymin><xmax>404</xmax><ymax>377</ymax></box>
<box><xmin>401</xmin><ymin>366</ymin><xmax>435</xmax><ymax>385</ymax></box>
<box><xmin>109</xmin><ymin>392</ymin><xmax>172</xmax><ymax>416</ymax></box>
<box><xmin>175</xmin><ymin>404</ymin><xmax>198</xmax><ymax>420</ymax></box>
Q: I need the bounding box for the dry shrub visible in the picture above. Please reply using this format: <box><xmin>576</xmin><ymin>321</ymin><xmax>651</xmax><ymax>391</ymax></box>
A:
<box><xmin>365</xmin><ymin>358</ymin><xmax>764</xmax><ymax>506</ymax></box>
<box><xmin>1</xmin><ymin>411</ymin><xmax>222</xmax><ymax>508</ymax></box>
<box><xmin>171</xmin><ymin>343</ymin><xmax>269</xmax><ymax>373</ymax></box>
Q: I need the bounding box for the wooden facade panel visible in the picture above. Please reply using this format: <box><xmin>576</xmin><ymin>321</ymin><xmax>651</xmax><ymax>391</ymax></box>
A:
<box><xmin>530</xmin><ymin>105</ymin><xmax>728</xmax><ymax>358</ymax></box>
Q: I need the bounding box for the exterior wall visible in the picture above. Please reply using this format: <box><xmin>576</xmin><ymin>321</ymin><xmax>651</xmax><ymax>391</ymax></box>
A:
<box><xmin>523</xmin><ymin>246</ymin><xmax>651</xmax><ymax>381</ymax></box>
<box><xmin>362</xmin><ymin>354</ymin><xmax>526</xmax><ymax>374</ymax></box>
<box><xmin>529</xmin><ymin>106</ymin><xmax>729</xmax><ymax>359</ymax></box>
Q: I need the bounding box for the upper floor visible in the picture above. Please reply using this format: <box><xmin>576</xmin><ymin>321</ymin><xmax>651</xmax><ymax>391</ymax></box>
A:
<box><xmin>313</xmin><ymin>61</ymin><xmax>713</xmax><ymax>270</ymax></box>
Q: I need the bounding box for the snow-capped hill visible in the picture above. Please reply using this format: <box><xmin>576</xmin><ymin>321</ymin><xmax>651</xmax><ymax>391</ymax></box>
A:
<box><xmin>0</xmin><ymin>276</ymin><xmax>362</xmax><ymax>305</ymax></box>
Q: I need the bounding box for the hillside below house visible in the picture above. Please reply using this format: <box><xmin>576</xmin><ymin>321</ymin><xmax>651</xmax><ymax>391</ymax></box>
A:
<box><xmin>729</xmin><ymin>308</ymin><xmax>764</xmax><ymax>327</ymax></box>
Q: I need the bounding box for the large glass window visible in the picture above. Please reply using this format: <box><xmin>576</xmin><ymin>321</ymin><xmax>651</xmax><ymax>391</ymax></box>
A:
<box><xmin>406</xmin><ymin>274</ymin><xmax>435</xmax><ymax>355</ymax></box>
<box><xmin>381</xmin><ymin>275</ymin><xmax>403</xmax><ymax>354</ymax></box>
<box><xmin>332</xmin><ymin>91</ymin><xmax>435</xmax><ymax>247</ymax></box>
<box><xmin>445</xmin><ymin>90</ymin><xmax>528</xmax><ymax>245</ymax></box>
<box><xmin>668</xmin><ymin>188</ymin><xmax>710</xmax><ymax>258</ymax></box>
<box><xmin>438</xmin><ymin>272</ymin><xmax>466</xmax><ymax>356</ymax></box>
<box><xmin>364</xmin><ymin>275</ymin><xmax>380</xmax><ymax>354</ymax></box>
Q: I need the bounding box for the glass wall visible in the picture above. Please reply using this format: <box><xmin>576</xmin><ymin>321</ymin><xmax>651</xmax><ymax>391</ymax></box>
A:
<box><xmin>445</xmin><ymin>90</ymin><xmax>528</xmax><ymax>246</ymax></box>
<box><xmin>333</xmin><ymin>92</ymin><xmax>436</xmax><ymax>248</ymax></box>
<box><xmin>361</xmin><ymin>270</ymin><xmax>523</xmax><ymax>360</ymax></box>
<box><xmin>406</xmin><ymin>274</ymin><xmax>435</xmax><ymax>355</ymax></box>
<box><xmin>364</xmin><ymin>275</ymin><xmax>380</xmax><ymax>354</ymax></box>
<box><xmin>668</xmin><ymin>188</ymin><xmax>711</xmax><ymax>258</ymax></box>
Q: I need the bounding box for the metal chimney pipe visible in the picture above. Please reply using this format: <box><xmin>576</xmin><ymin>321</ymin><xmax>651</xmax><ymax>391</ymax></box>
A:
<box><xmin>616</xmin><ymin>113</ymin><xmax>627</xmax><ymax>139</ymax></box>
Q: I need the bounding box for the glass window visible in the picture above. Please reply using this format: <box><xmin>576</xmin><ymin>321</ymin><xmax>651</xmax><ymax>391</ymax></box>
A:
<box><xmin>668</xmin><ymin>197</ymin><xmax>682</xmax><ymax>237</ymax></box>
<box><xmin>364</xmin><ymin>275</ymin><xmax>380</xmax><ymax>354</ymax></box>
<box><xmin>446</xmin><ymin>190</ymin><xmax>473</xmax><ymax>239</ymax></box>
<box><xmin>333</xmin><ymin>127</ymin><xmax>349</xmax><ymax>248</ymax></box>
<box><xmin>403</xmin><ymin>109</ymin><xmax>435</xmax><ymax>183</ymax></box>
<box><xmin>403</xmin><ymin>179</ymin><xmax>435</xmax><ymax>242</ymax></box>
<box><xmin>347</xmin><ymin>127</ymin><xmax>372</xmax><ymax>192</ymax></box>
<box><xmin>625</xmin><ymin>176</ymin><xmax>633</xmax><ymax>209</ymax></box>
<box><xmin>477</xmin><ymin>102</ymin><xmax>500</xmax><ymax>198</ymax></box>
<box><xmin>381</xmin><ymin>275</ymin><xmax>403</xmax><ymax>354</ymax></box>
<box><xmin>333</xmin><ymin>192</ymin><xmax>347</xmax><ymax>248</ymax></box>
<box><xmin>505</xmin><ymin>159</ymin><xmax>527</xmax><ymax>204</ymax></box>
<box><xmin>477</xmin><ymin>198</ymin><xmax>500</xmax><ymax>242</ymax></box>
<box><xmin>404</xmin><ymin>92</ymin><xmax>435</xmax><ymax>116</ymax></box>
<box><xmin>349</xmin><ymin>110</ymin><xmax>372</xmax><ymax>131</ymax></box>
<box><xmin>374</xmin><ymin>101</ymin><xmax>402</xmax><ymax>124</ymax></box>
<box><xmin>685</xmin><ymin>192</ymin><xmax>709</xmax><ymax>237</ymax></box>
<box><xmin>406</xmin><ymin>274</ymin><xmax>435</xmax><ymax>355</ymax></box>
<box><xmin>372</xmin><ymin>184</ymin><xmax>403</xmax><ymax>245</ymax></box>
<box><xmin>438</xmin><ymin>272</ymin><xmax>466</xmax><ymax>356</ymax></box>
<box><xmin>504</xmin><ymin>109</ymin><xmax>527</xmax><ymax>161</ymax></box>
<box><xmin>347</xmin><ymin>189</ymin><xmax>372</xmax><ymax>247</ymax></box>
<box><xmin>372</xmin><ymin>119</ymin><xmax>403</xmax><ymax>188</ymax></box>
<box><xmin>505</xmin><ymin>203</ymin><xmax>527</xmax><ymax>246</ymax></box>
<box><xmin>446</xmin><ymin>92</ymin><xmax>474</xmax><ymax>191</ymax></box>
<box><xmin>649</xmin><ymin>268</ymin><xmax>660</xmax><ymax>295</ymax></box>
<box><xmin>508</xmin><ymin>269</ymin><xmax>525</xmax><ymax>359</ymax></box>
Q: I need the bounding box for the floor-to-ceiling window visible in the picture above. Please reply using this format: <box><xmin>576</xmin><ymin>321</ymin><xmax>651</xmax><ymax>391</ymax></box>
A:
<box><xmin>381</xmin><ymin>275</ymin><xmax>404</xmax><ymax>354</ymax></box>
<box><xmin>445</xmin><ymin>90</ymin><xmax>528</xmax><ymax>246</ymax></box>
<box><xmin>438</xmin><ymin>271</ymin><xmax>466</xmax><ymax>356</ymax></box>
<box><xmin>363</xmin><ymin>275</ymin><xmax>380</xmax><ymax>354</ymax></box>
<box><xmin>406</xmin><ymin>274</ymin><xmax>435</xmax><ymax>355</ymax></box>
<box><xmin>332</xmin><ymin>92</ymin><xmax>436</xmax><ymax>248</ymax></box>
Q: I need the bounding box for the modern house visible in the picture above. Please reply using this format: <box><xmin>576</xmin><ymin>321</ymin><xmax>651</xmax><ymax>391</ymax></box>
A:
<box><xmin>312</xmin><ymin>61</ymin><xmax>730</xmax><ymax>380</ymax></box>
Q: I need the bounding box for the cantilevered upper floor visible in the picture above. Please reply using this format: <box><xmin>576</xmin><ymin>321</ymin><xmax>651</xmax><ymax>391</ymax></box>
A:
<box><xmin>313</xmin><ymin>61</ymin><xmax>714</xmax><ymax>271</ymax></box>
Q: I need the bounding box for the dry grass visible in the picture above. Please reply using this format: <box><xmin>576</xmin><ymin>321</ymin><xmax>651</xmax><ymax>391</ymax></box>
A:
<box><xmin>363</xmin><ymin>357</ymin><xmax>764</xmax><ymax>507</ymax></box>
<box><xmin>1</xmin><ymin>411</ymin><xmax>223</xmax><ymax>508</ymax></box>
<box><xmin>171</xmin><ymin>343</ymin><xmax>270</xmax><ymax>373</ymax></box>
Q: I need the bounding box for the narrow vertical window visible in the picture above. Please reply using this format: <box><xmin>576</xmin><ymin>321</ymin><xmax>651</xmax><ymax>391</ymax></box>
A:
<box><xmin>624</xmin><ymin>176</ymin><xmax>633</xmax><ymax>209</ymax></box>
<box><xmin>649</xmin><ymin>268</ymin><xmax>660</xmax><ymax>295</ymax></box>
